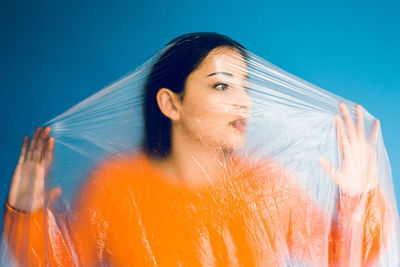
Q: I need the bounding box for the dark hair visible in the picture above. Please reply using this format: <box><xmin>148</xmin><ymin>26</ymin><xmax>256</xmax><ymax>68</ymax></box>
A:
<box><xmin>143</xmin><ymin>32</ymin><xmax>246</xmax><ymax>158</ymax></box>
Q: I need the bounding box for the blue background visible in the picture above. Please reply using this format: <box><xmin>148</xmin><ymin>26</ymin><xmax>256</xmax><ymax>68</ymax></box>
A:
<box><xmin>1</xmin><ymin>0</ymin><xmax>399</xmax><ymax>216</ymax></box>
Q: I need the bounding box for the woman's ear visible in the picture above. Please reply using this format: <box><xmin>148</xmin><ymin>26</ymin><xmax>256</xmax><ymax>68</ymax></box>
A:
<box><xmin>156</xmin><ymin>88</ymin><xmax>181</xmax><ymax>121</ymax></box>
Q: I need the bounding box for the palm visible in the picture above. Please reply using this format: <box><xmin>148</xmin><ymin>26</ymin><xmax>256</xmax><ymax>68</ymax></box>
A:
<box><xmin>11</xmin><ymin>161</ymin><xmax>46</xmax><ymax>211</ymax></box>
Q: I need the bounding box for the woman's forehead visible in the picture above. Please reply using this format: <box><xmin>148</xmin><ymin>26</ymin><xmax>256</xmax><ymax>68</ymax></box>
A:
<box><xmin>195</xmin><ymin>48</ymin><xmax>247</xmax><ymax>78</ymax></box>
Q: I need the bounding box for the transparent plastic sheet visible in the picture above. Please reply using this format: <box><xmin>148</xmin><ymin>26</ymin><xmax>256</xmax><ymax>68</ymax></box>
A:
<box><xmin>1</xmin><ymin>33</ymin><xmax>399</xmax><ymax>266</ymax></box>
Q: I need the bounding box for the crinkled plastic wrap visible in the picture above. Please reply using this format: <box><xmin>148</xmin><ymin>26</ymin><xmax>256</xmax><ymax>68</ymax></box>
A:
<box><xmin>1</xmin><ymin>33</ymin><xmax>399</xmax><ymax>266</ymax></box>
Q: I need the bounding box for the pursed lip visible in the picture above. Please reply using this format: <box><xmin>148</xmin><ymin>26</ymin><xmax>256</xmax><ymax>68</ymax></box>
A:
<box><xmin>229</xmin><ymin>118</ymin><xmax>247</xmax><ymax>133</ymax></box>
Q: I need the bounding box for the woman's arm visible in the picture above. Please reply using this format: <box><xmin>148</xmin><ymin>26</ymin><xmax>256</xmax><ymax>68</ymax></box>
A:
<box><xmin>2</xmin><ymin>127</ymin><xmax>105</xmax><ymax>266</ymax></box>
<box><xmin>283</xmin><ymin>103</ymin><xmax>390</xmax><ymax>266</ymax></box>
<box><xmin>291</xmin><ymin>103</ymin><xmax>390</xmax><ymax>266</ymax></box>
<box><xmin>322</xmin><ymin>103</ymin><xmax>390</xmax><ymax>266</ymax></box>
<box><xmin>1</xmin><ymin>127</ymin><xmax>75</xmax><ymax>265</ymax></box>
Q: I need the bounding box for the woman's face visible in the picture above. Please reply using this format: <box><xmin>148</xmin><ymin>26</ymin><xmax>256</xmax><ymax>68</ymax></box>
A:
<box><xmin>176</xmin><ymin>47</ymin><xmax>252</xmax><ymax>151</ymax></box>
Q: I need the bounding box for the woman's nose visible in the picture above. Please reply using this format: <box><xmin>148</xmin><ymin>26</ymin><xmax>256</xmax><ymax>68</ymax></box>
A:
<box><xmin>233</xmin><ymin>87</ymin><xmax>253</xmax><ymax>113</ymax></box>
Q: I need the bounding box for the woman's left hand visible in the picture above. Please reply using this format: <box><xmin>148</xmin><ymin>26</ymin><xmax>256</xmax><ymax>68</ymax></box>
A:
<box><xmin>319</xmin><ymin>103</ymin><xmax>380</xmax><ymax>197</ymax></box>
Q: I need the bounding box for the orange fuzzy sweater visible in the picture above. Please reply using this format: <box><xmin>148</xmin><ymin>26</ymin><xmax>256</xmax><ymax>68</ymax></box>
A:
<box><xmin>2</xmin><ymin>153</ymin><xmax>389</xmax><ymax>266</ymax></box>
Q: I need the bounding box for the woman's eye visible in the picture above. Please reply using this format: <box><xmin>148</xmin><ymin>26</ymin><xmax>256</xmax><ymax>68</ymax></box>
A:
<box><xmin>214</xmin><ymin>83</ymin><xmax>228</xmax><ymax>91</ymax></box>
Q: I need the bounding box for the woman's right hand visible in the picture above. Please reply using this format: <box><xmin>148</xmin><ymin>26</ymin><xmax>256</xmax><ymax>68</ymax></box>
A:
<box><xmin>7</xmin><ymin>126</ymin><xmax>55</xmax><ymax>212</ymax></box>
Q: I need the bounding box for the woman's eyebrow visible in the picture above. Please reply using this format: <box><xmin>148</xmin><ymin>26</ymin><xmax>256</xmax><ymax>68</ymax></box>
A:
<box><xmin>207</xmin><ymin>72</ymin><xmax>233</xmax><ymax>77</ymax></box>
<box><xmin>207</xmin><ymin>72</ymin><xmax>249</xmax><ymax>81</ymax></box>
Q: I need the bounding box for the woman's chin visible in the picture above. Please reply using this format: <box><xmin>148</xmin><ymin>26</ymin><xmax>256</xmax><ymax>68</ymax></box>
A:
<box><xmin>220</xmin><ymin>136</ymin><xmax>246</xmax><ymax>152</ymax></box>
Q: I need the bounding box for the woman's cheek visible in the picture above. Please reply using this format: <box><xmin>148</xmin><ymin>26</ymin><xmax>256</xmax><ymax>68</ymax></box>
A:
<box><xmin>183</xmin><ymin>95</ymin><xmax>233</xmax><ymax>141</ymax></box>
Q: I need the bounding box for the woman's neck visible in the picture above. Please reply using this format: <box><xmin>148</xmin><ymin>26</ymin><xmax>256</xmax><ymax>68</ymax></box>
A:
<box><xmin>150</xmin><ymin>135</ymin><xmax>232</xmax><ymax>187</ymax></box>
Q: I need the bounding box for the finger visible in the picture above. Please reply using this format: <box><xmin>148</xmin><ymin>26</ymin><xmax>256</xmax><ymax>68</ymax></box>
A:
<box><xmin>33</xmin><ymin>126</ymin><xmax>51</xmax><ymax>162</ymax></box>
<box><xmin>355</xmin><ymin>104</ymin><xmax>365</xmax><ymax>141</ymax></box>
<box><xmin>27</xmin><ymin>127</ymin><xmax>42</xmax><ymax>160</ymax></box>
<box><xmin>17</xmin><ymin>136</ymin><xmax>29</xmax><ymax>165</ymax></box>
<box><xmin>45</xmin><ymin>137</ymin><xmax>55</xmax><ymax>172</ymax></box>
<box><xmin>318</xmin><ymin>158</ymin><xmax>339</xmax><ymax>185</ymax></box>
<box><xmin>367</xmin><ymin>153</ymin><xmax>378</xmax><ymax>188</ymax></box>
<box><xmin>10</xmin><ymin>137</ymin><xmax>29</xmax><ymax>201</ymax></box>
<box><xmin>335</xmin><ymin>114</ymin><xmax>348</xmax><ymax>158</ymax></box>
<box><xmin>339</xmin><ymin>102</ymin><xmax>357</xmax><ymax>142</ymax></box>
<box><xmin>370</xmin><ymin>119</ymin><xmax>380</xmax><ymax>146</ymax></box>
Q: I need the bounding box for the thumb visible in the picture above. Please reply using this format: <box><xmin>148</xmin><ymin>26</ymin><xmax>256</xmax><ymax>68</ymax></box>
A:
<box><xmin>318</xmin><ymin>157</ymin><xmax>339</xmax><ymax>186</ymax></box>
<box><xmin>46</xmin><ymin>187</ymin><xmax>62</xmax><ymax>204</ymax></box>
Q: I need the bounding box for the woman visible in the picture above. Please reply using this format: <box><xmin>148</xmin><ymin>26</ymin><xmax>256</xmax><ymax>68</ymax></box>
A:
<box><xmin>3</xmin><ymin>33</ymin><xmax>388</xmax><ymax>266</ymax></box>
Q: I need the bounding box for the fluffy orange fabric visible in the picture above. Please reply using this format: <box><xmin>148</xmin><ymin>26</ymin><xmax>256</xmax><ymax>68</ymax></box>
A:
<box><xmin>2</xmin><ymin>153</ymin><xmax>388</xmax><ymax>266</ymax></box>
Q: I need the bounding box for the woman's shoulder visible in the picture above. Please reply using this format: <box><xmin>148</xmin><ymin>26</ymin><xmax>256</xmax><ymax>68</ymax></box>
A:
<box><xmin>75</xmin><ymin>152</ymin><xmax>153</xmax><ymax>205</ymax></box>
<box><xmin>72</xmin><ymin>153</ymin><xmax>151</xmax><ymax>221</ymax></box>
<box><xmin>83</xmin><ymin>151</ymin><xmax>153</xmax><ymax>188</ymax></box>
